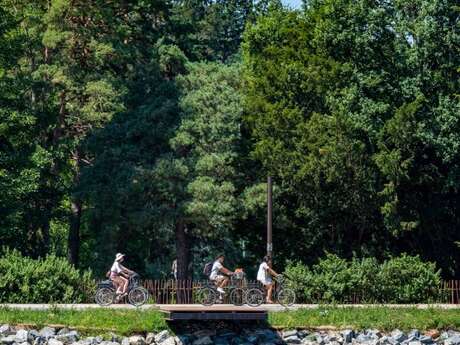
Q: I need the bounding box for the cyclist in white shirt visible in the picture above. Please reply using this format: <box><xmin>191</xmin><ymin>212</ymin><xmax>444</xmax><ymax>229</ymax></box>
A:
<box><xmin>110</xmin><ymin>253</ymin><xmax>134</xmax><ymax>300</ymax></box>
<box><xmin>257</xmin><ymin>256</ymin><xmax>279</xmax><ymax>304</ymax></box>
<box><xmin>210</xmin><ymin>254</ymin><xmax>234</xmax><ymax>294</ymax></box>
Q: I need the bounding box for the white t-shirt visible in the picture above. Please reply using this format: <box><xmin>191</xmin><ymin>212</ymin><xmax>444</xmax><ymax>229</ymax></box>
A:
<box><xmin>111</xmin><ymin>261</ymin><xmax>123</xmax><ymax>274</ymax></box>
<box><xmin>257</xmin><ymin>262</ymin><xmax>270</xmax><ymax>282</ymax></box>
<box><xmin>210</xmin><ymin>260</ymin><xmax>223</xmax><ymax>280</ymax></box>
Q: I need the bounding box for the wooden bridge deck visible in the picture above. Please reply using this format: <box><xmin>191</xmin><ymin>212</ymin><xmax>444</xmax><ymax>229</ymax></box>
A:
<box><xmin>158</xmin><ymin>304</ymin><xmax>268</xmax><ymax>321</ymax></box>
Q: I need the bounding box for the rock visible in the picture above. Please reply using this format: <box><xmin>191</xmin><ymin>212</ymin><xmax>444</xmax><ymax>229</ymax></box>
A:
<box><xmin>0</xmin><ymin>326</ymin><xmax>12</xmax><ymax>336</ymax></box>
<box><xmin>39</xmin><ymin>327</ymin><xmax>56</xmax><ymax>339</ymax></box>
<box><xmin>283</xmin><ymin>331</ymin><xmax>298</xmax><ymax>339</ymax></box>
<box><xmin>15</xmin><ymin>330</ymin><xmax>29</xmax><ymax>343</ymax></box>
<box><xmin>18</xmin><ymin>342</ymin><xmax>30</xmax><ymax>345</ymax></box>
<box><xmin>48</xmin><ymin>339</ymin><xmax>64</xmax><ymax>345</ymax></box>
<box><xmin>419</xmin><ymin>336</ymin><xmax>434</xmax><ymax>344</ymax></box>
<box><xmin>193</xmin><ymin>331</ymin><xmax>215</xmax><ymax>339</ymax></box>
<box><xmin>367</xmin><ymin>330</ymin><xmax>382</xmax><ymax>340</ymax></box>
<box><xmin>0</xmin><ymin>335</ymin><xmax>16</xmax><ymax>345</ymax></box>
<box><xmin>343</xmin><ymin>330</ymin><xmax>355</xmax><ymax>343</ymax></box>
<box><xmin>73</xmin><ymin>340</ymin><xmax>92</xmax><ymax>345</ymax></box>
<box><xmin>154</xmin><ymin>331</ymin><xmax>170</xmax><ymax>344</ymax></box>
<box><xmin>128</xmin><ymin>336</ymin><xmax>145</xmax><ymax>345</ymax></box>
<box><xmin>391</xmin><ymin>330</ymin><xmax>407</xmax><ymax>343</ymax></box>
<box><xmin>27</xmin><ymin>330</ymin><xmax>39</xmax><ymax>342</ymax></box>
<box><xmin>192</xmin><ymin>336</ymin><xmax>213</xmax><ymax>345</ymax></box>
<box><xmin>176</xmin><ymin>335</ymin><xmax>190</xmax><ymax>345</ymax></box>
<box><xmin>245</xmin><ymin>335</ymin><xmax>258</xmax><ymax>344</ymax></box>
<box><xmin>100</xmin><ymin>342</ymin><xmax>120</xmax><ymax>345</ymax></box>
<box><xmin>445</xmin><ymin>336</ymin><xmax>460</xmax><ymax>345</ymax></box>
<box><xmin>297</xmin><ymin>331</ymin><xmax>309</xmax><ymax>339</ymax></box>
<box><xmin>300</xmin><ymin>340</ymin><xmax>314</xmax><ymax>345</ymax></box>
<box><xmin>356</xmin><ymin>333</ymin><xmax>371</xmax><ymax>343</ymax></box>
<box><xmin>32</xmin><ymin>336</ymin><xmax>46</xmax><ymax>345</ymax></box>
<box><xmin>145</xmin><ymin>333</ymin><xmax>155</xmax><ymax>345</ymax></box>
<box><xmin>57</xmin><ymin>329</ymin><xmax>70</xmax><ymax>336</ymax></box>
<box><xmin>284</xmin><ymin>336</ymin><xmax>301</xmax><ymax>344</ymax></box>
<box><xmin>408</xmin><ymin>342</ymin><xmax>422</xmax><ymax>345</ymax></box>
<box><xmin>110</xmin><ymin>334</ymin><xmax>121</xmax><ymax>343</ymax></box>
<box><xmin>408</xmin><ymin>331</ymin><xmax>421</xmax><ymax>340</ymax></box>
<box><xmin>424</xmin><ymin>331</ymin><xmax>440</xmax><ymax>340</ymax></box>
<box><xmin>56</xmin><ymin>331</ymin><xmax>79</xmax><ymax>344</ymax></box>
<box><xmin>213</xmin><ymin>336</ymin><xmax>230</xmax><ymax>345</ymax></box>
<box><xmin>161</xmin><ymin>337</ymin><xmax>176</xmax><ymax>345</ymax></box>
<box><xmin>121</xmin><ymin>338</ymin><xmax>129</xmax><ymax>345</ymax></box>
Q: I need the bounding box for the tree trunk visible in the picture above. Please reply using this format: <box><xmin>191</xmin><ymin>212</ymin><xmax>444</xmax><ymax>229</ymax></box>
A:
<box><xmin>175</xmin><ymin>220</ymin><xmax>190</xmax><ymax>280</ymax></box>
<box><xmin>68</xmin><ymin>150</ymin><xmax>82</xmax><ymax>266</ymax></box>
<box><xmin>68</xmin><ymin>198</ymin><xmax>82</xmax><ymax>266</ymax></box>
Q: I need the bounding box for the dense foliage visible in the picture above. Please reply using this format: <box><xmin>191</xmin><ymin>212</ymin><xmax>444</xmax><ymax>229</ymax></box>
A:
<box><xmin>0</xmin><ymin>250</ymin><xmax>95</xmax><ymax>303</ymax></box>
<box><xmin>285</xmin><ymin>254</ymin><xmax>442</xmax><ymax>303</ymax></box>
<box><xmin>0</xmin><ymin>0</ymin><xmax>458</xmax><ymax>288</ymax></box>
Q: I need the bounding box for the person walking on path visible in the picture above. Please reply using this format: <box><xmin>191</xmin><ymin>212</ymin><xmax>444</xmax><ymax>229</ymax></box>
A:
<box><xmin>257</xmin><ymin>255</ymin><xmax>279</xmax><ymax>304</ymax></box>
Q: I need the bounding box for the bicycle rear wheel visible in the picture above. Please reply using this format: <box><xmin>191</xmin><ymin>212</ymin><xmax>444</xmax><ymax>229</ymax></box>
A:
<box><xmin>128</xmin><ymin>286</ymin><xmax>149</xmax><ymax>306</ymax></box>
<box><xmin>196</xmin><ymin>287</ymin><xmax>217</xmax><ymax>306</ymax></box>
<box><xmin>245</xmin><ymin>288</ymin><xmax>264</xmax><ymax>307</ymax></box>
<box><xmin>95</xmin><ymin>287</ymin><xmax>115</xmax><ymax>306</ymax></box>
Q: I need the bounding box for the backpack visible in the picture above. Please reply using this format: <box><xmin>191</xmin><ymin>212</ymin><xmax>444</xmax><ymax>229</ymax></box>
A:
<box><xmin>203</xmin><ymin>261</ymin><xmax>213</xmax><ymax>277</ymax></box>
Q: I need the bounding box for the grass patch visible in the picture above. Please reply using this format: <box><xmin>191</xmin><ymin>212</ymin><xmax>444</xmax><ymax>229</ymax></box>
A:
<box><xmin>0</xmin><ymin>307</ymin><xmax>167</xmax><ymax>335</ymax></box>
<box><xmin>1</xmin><ymin>307</ymin><xmax>459</xmax><ymax>335</ymax></box>
<box><xmin>269</xmin><ymin>307</ymin><xmax>460</xmax><ymax>331</ymax></box>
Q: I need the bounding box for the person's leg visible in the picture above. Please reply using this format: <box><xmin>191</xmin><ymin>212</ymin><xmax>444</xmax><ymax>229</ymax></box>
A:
<box><xmin>266</xmin><ymin>283</ymin><xmax>274</xmax><ymax>303</ymax></box>
<box><xmin>120</xmin><ymin>276</ymin><xmax>129</xmax><ymax>294</ymax></box>
<box><xmin>112</xmin><ymin>277</ymin><xmax>122</xmax><ymax>294</ymax></box>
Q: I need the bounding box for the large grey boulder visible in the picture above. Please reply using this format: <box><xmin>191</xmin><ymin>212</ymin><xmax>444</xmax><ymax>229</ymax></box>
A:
<box><xmin>56</xmin><ymin>331</ymin><xmax>79</xmax><ymax>344</ymax></box>
<box><xmin>128</xmin><ymin>336</ymin><xmax>145</xmax><ymax>345</ymax></box>
<box><xmin>154</xmin><ymin>331</ymin><xmax>170</xmax><ymax>344</ymax></box>
<box><xmin>0</xmin><ymin>335</ymin><xmax>16</xmax><ymax>345</ymax></box>
<box><xmin>283</xmin><ymin>331</ymin><xmax>298</xmax><ymax>339</ymax></box>
<box><xmin>419</xmin><ymin>336</ymin><xmax>434</xmax><ymax>344</ymax></box>
<box><xmin>121</xmin><ymin>337</ymin><xmax>129</xmax><ymax>345</ymax></box>
<box><xmin>0</xmin><ymin>326</ymin><xmax>12</xmax><ymax>336</ymax></box>
<box><xmin>284</xmin><ymin>335</ymin><xmax>301</xmax><ymax>344</ymax></box>
<box><xmin>343</xmin><ymin>330</ymin><xmax>355</xmax><ymax>343</ymax></box>
<box><xmin>48</xmin><ymin>338</ymin><xmax>64</xmax><ymax>345</ymax></box>
<box><xmin>445</xmin><ymin>336</ymin><xmax>460</xmax><ymax>345</ymax></box>
<box><xmin>391</xmin><ymin>330</ymin><xmax>407</xmax><ymax>344</ymax></box>
<box><xmin>192</xmin><ymin>336</ymin><xmax>213</xmax><ymax>345</ymax></box>
<box><xmin>145</xmin><ymin>333</ymin><xmax>155</xmax><ymax>345</ymax></box>
<box><xmin>408</xmin><ymin>331</ymin><xmax>421</xmax><ymax>339</ymax></box>
<box><xmin>15</xmin><ymin>329</ymin><xmax>29</xmax><ymax>343</ymax></box>
<box><xmin>213</xmin><ymin>336</ymin><xmax>230</xmax><ymax>345</ymax></box>
<box><xmin>39</xmin><ymin>327</ymin><xmax>56</xmax><ymax>339</ymax></box>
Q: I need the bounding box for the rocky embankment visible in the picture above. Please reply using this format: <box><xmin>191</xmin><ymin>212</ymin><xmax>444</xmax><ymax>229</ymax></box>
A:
<box><xmin>1</xmin><ymin>325</ymin><xmax>460</xmax><ymax>345</ymax></box>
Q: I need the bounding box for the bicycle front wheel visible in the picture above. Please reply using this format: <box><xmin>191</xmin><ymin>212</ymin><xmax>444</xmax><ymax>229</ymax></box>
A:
<box><xmin>245</xmin><ymin>288</ymin><xmax>264</xmax><ymax>307</ymax></box>
<box><xmin>277</xmin><ymin>288</ymin><xmax>296</xmax><ymax>306</ymax></box>
<box><xmin>95</xmin><ymin>287</ymin><xmax>115</xmax><ymax>306</ymax></box>
<box><xmin>230</xmin><ymin>288</ymin><xmax>244</xmax><ymax>306</ymax></box>
<box><xmin>128</xmin><ymin>287</ymin><xmax>149</xmax><ymax>306</ymax></box>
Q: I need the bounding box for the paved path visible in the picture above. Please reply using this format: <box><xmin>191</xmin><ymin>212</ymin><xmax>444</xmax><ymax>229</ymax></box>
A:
<box><xmin>1</xmin><ymin>304</ymin><xmax>459</xmax><ymax>311</ymax></box>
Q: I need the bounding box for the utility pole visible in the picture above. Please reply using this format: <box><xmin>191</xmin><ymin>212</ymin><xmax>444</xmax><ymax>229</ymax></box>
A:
<box><xmin>267</xmin><ymin>176</ymin><xmax>273</xmax><ymax>258</ymax></box>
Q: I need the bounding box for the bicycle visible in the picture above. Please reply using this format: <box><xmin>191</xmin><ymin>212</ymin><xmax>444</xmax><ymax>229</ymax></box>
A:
<box><xmin>245</xmin><ymin>274</ymin><xmax>296</xmax><ymax>307</ymax></box>
<box><xmin>196</xmin><ymin>270</ymin><xmax>248</xmax><ymax>306</ymax></box>
<box><xmin>95</xmin><ymin>272</ymin><xmax>149</xmax><ymax>306</ymax></box>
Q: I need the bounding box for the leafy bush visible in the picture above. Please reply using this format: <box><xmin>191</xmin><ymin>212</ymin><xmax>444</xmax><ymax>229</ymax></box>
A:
<box><xmin>0</xmin><ymin>249</ymin><xmax>96</xmax><ymax>303</ymax></box>
<box><xmin>377</xmin><ymin>254</ymin><xmax>441</xmax><ymax>303</ymax></box>
<box><xmin>284</xmin><ymin>254</ymin><xmax>441</xmax><ymax>303</ymax></box>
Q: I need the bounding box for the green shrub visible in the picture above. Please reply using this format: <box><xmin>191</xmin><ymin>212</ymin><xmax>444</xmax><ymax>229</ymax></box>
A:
<box><xmin>0</xmin><ymin>249</ymin><xmax>96</xmax><ymax>303</ymax></box>
<box><xmin>284</xmin><ymin>254</ymin><xmax>441</xmax><ymax>303</ymax></box>
<box><xmin>377</xmin><ymin>254</ymin><xmax>441</xmax><ymax>303</ymax></box>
